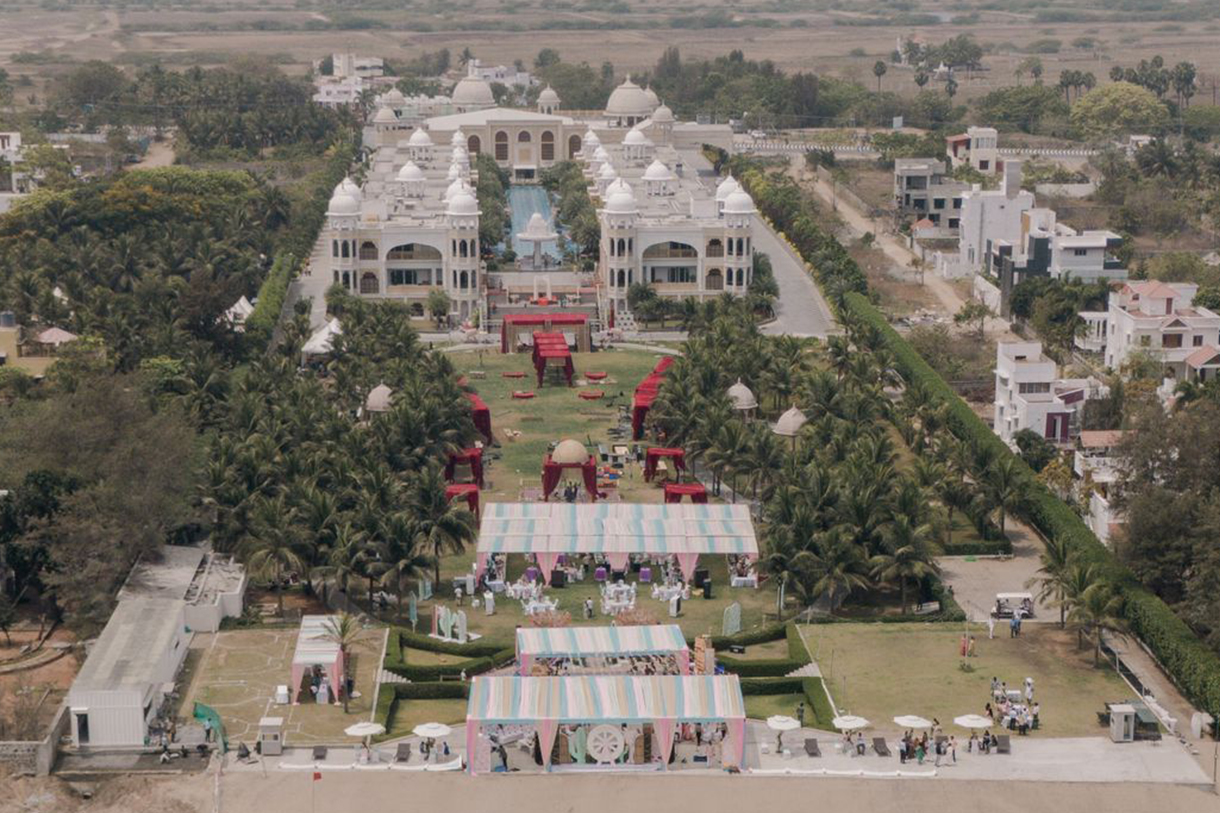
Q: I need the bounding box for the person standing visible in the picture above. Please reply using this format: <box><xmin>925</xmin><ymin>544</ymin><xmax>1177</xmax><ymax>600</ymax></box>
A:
<box><xmin>949</xmin><ymin>735</ymin><xmax>957</xmax><ymax>763</ymax></box>
<box><xmin>988</xmin><ymin>615</ymin><xmax>995</xmax><ymax>639</ymax></box>
<box><xmin>796</xmin><ymin>701</ymin><xmax>805</xmax><ymax>728</ymax></box>
<box><xmin>968</xmin><ymin>636</ymin><xmax>977</xmax><ymax>658</ymax></box>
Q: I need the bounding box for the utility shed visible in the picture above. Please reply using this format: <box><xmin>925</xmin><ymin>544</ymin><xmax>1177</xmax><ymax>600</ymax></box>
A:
<box><xmin>66</xmin><ymin>597</ymin><xmax>192</xmax><ymax>748</ymax></box>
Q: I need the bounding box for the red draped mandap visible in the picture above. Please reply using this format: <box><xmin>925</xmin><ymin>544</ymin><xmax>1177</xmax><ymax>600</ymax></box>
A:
<box><xmin>541</xmin><ymin>454</ymin><xmax>602</xmax><ymax>501</ymax></box>
<box><xmin>644</xmin><ymin>447</ymin><xmax>687</xmax><ymax>482</ymax></box>
<box><xmin>445</xmin><ymin>447</ymin><xmax>485</xmax><ymax>488</ymax></box>
<box><xmin>663</xmin><ymin>483</ymin><xmax>708</xmax><ymax>504</ymax></box>
<box><xmin>445</xmin><ymin>483</ymin><xmax>480</xmax><ymax>518</ymax></box>
<box><xmin>631</xmin><ymin>356</ymin><xmax>676</xmax><ymax>440</ymax></box>
<box><xmin>532</xmin><ymin>332</ymin><xmax>573</xmax><ymax>387</ymax></box>
<box><xmin>466</xmin><ymin>392</ymin><xmax>493</xmax><ymax>444</ymax></box>
<box><xmin>500</xmin><ymin>314</ymin><xmax>590</xmax><ymax>353</ymax></box>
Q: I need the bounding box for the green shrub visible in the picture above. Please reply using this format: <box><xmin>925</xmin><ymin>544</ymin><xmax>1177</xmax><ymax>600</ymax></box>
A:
<box><xmin>739</xmin><ymin>677</ymin><xmax>805</xmax><ymax>695</ymax></box>
<box><xmin>705</xmin><ymin>621</ymin><xmax>787</xmax><ymax>650</ymax></box>
<box><xmin>717</xmin><ymin>657</ymin><xmax>807</xmax><ymax>677</ymax></box>
<box><xmin>382</xmin><ymin>628</ymin><xmax>514</xmax><ymax>680</ymax></box>
<box><xmin>393</xmin><ymin>682</ymin><xmax>471</xmax><ymax>700</ymax></box>
<box><xmin>801</xmin><ymin>677</ymin><xmax>837</xmax><ymax>727</ymax></box>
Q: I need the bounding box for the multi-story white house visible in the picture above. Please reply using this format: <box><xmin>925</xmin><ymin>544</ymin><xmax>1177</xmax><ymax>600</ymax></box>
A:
<box><xmin>935</xmin><ymin>160</ymin><xmax>1035</xmax><ymax>279</ymax></box>
<box><xmin>893</xmin><ymin>158</ymin><xmax>968</xmax><ymax>234</ymax></box>
<box><xmin>946</xmin><ymin>126</ymin><xmax>999</xmax><ymax>174</ymax></box>
<box><xmin>994</xmin><ymin>341</ymin><xmax>1105</xmax><ymax>446</ymax></box>
<box><xmin>1075</xmin><ymin>430</ymin><xmax>1127</xmax><ymax>546</ymax></box>
<box><xmin>1102</xmin><ymin>280</ymin><xmax>1220</xmax><ymax>375</ymax></box>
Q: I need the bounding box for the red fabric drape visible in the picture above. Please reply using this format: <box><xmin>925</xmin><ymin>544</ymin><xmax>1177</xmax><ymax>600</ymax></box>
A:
<box><xmin>445</xmin><ymin>448</ymin><xmax>484</xmax><ymax>488</ymax></box>
<box><xmin>466</xmin><ymin>392</ymin><xmax>493</xmax><ymax>444</ymax></box>
<box><xmin>541</xmin><ymin>455</ymin><xmax>602</xmax><ymax>501</ymax></box>
<box><xmin>663</xmin><ymin>483</ymin><xmax>708</xmax><ymax>504</ymax></box>
<box><xmin>644</xmin><ymin>448</ymin><xmax>686</xmax><ymax>482</ymax></box>
<box><xmin>501</xmin><ymin>314</ymin><xmax>588</xmax><ymax>353</ymax></box>
<box><xmin>630</xmin><ymin>358</ymin><xmax>676</xmax><ymax>440</ymax></box>
<box><xmin>535</xmin><ymin>349</ymin><xmax>574</xmax><ymax>387</ymax></box>
<box><xmin>445</xmin><ymin>483</ymin><xmax>480</xmax><ymax>517</ymax></box>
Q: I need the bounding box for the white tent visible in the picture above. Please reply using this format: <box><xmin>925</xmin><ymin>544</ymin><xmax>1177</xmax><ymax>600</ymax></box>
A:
<box><xmin>302</xmin><ymin>318</ymin><xmax>342</xmax><ymax>358</ymax></box>
<box><xmin>224</xmin><ymin>295</ymin><xmax>255</xmax><ymax>330</ymax></box>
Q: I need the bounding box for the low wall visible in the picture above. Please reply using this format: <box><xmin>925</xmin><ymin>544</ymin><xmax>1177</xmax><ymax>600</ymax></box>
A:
<box><xmin>1035</xmin><ymin>182</ymin><xmax>1096</xmax><ymax>199</ymax></box>
<box><xmin>0</xmin><ymin>703</ymin><xmax>69</xmax><ymax>776</ymax></box>
<box><xmin>972</xmin><ymin>275</ymin><xmax>1001</xmax><ymax>312</ymax></box>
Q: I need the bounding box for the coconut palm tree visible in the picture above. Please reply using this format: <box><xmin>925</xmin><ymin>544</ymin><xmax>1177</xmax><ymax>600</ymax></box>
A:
<box><xmin>1026</xmin><ymin>534</ymin><xmax>1074</xmax><ymax>628</ymax></box>
<box><xmin>322</xmin><ymin>612</ymin><xmax>366</xmax><ymax>712</ymax></box>
<box><xmin>870</xmin><ymin>515</ymin><xmax>939</xmax><ymax>613</ymax></box>
<box><xmin>982</xmin><ymin>456</ymin><xmax>1027</xmax><ymax>536</ymax></box>
<box><xmin>241</xmin><ymin>496</ymin><xmax>309</xmax><ymax>617</ymax></box>
<box><xmin>407</xmin><ymin>462</ymin><xmax>477</xmax><ymax>586</ymax></box>
<box><xmin>1068</xmin><ymin>581</ymin><xmax>1126</xmax><ymax>666</ymax></box>
<box><xmin>806</xmin><ymin>534</ymin><xmax>872</xmax><ymax>613</ymax></box>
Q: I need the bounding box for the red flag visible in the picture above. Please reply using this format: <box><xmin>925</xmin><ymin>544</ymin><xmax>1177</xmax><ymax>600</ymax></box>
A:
<box><xmin>312</xmin><ymin>771</ymin><xmax>322</xmax><ymax>781</ymax></box>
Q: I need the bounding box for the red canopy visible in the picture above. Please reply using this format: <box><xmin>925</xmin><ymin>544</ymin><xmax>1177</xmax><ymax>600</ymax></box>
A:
<box><xmin>541</xmin><ymin>454</ymin><xmax>602</xmax><ymax>502</ymax></box>
<box><xmin>445</xmin><ymin>483</ymin><xmax>480</xmax><ymax>518</ymax></box>
<box><xmin>445</xmin><ymin>447</ymin><xmax>485</xmax><ymax>488</ymax></box>
<box><xmin>500</xmin><ymin>313</ymin><xmax>589</xmax><ymax>353</ymax></box>
<box><xmin>663</xmin><ymin>483</ymin><xmax>709</xmax><ymax>504</ymax></box>
<box><xmin>466</xmin><ymin>392</ymin><xmax>493</xmax><ymax>444</ymax></box>
<box><xmin>644</xmin><ymin>448</ymin><xmax>686</xmax><ymax>481</ymax></box>
<box><xmin>631</xmin><ymin>357</ymin><xmax>676</xmax><ymax>440</ymax></box>
<box><xmin>533</xmin><ymin>333</ymin><xmax>574</xmax><ymax>387</ymax></box>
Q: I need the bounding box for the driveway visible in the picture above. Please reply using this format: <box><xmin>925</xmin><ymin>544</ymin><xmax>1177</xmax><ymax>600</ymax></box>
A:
<box><xmin>938</xmin><ymin>520</ymin><xmax>1057</xmax><ymax>625</ymax></box>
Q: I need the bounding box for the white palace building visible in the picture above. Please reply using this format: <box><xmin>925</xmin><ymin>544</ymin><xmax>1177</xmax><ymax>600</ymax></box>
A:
<box><xmin>323</xmin><ymin>69</ymin><xmax>747</xmax><ymax>324</ymax></box>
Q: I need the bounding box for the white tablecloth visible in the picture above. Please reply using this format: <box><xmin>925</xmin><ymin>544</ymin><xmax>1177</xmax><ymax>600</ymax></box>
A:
<box><xmin>730</xmin><ymin>575</ymin><xmax>758</xmax><ymax>588</ymax></box>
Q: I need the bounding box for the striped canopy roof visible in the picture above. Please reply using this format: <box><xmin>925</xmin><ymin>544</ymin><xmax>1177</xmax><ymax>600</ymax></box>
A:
<box><xmin>467</xmin><ymin>674</ymin><xmax>745</xmax><ymax>723</ymax></box>
<box><xmin>476</xmin><ymin>502</ymin><xmax>758</xmax><ymax>556</ymax></box>
<box><xmin>516</xmin><ymin>625</ymin><xmax>688</xmax><ymax>659</ymax></box>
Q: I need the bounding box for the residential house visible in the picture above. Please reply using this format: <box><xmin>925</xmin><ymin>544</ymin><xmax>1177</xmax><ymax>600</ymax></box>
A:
<box><xmin>994</xmin><ymin>341</ymin><xmax>1105</xmax><ymax>446</ymax></box>
<box><xmin>935</xmin><ymin>160</ymin><xmax>1035</xmax><ymax>279</ymax></box>
<box><xmin>946</xmin><ymin>126</ymin><xmax>999</xmax><ymax>174</ymax></box>
<box><xmin>893</xmin><ymin>158</ymin><xmax>968</xmax><ymax>235</ymax></box>
<box><xmin>1075</xmin><ymin>430</ymin><xmax>1127</xmax><ymax>546</ymax></box>
<box><xmin>1102</xmin><ymin>281</ymin><xmax>1220</xmax><ymax>376</ymax></box>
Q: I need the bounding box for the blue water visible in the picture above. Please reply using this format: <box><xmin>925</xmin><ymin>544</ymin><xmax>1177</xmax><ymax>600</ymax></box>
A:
<box><xmin>506</xmin><ymin>185</ymin><xmax>560</xmax><ymax>260</ymax></box>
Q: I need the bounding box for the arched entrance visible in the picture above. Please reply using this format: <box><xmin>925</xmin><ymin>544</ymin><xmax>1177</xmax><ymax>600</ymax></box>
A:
<box><xmin>468</xmin><ymin>134</ymin><xmax>481</xmax><ymax>155</ymax></box>
<box><xmin>359</xmin><ymin>272</ymin><xmax>379</xmax><ymax>294</ymax></box>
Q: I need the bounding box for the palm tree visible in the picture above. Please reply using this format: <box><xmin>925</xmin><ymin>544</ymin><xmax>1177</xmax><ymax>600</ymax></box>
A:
<box><xmin>873</xmin><ymin>60</ymin><xmax>888</xmax><ymax>93</ymax></box>
<box><xmin>983</xmin><ymin>456</ymin><xmax>1026</xmax><ymax>536</ymax></box>
<box><xmin>322</xmin><ymin>613</ymin><xmax>366</xmax><ymax>712</ymax></box>
<box><xmin>763</xmin><ymin>536</ymin><xmax>820</xmax><ymax>618</ymax></box>
<box><xmin>241</xmin><ymin>497</ymin><xmax>308</xmax><ymax>617</ymax></box>
<box><xmin>807</xmin><ymin>534</ymin><xmax>872</xmax><ymax>613</ymax></box>
<box><xmin>870</xmin><ymin>515</ymin><xmax>939</xmax><ymax>614</ymax></box>
<box><xmin>1025</xmin><ymin>535</ymin><xmax>1074</xmax><ymax>628</ymax></box>
<box><xmin>706</xmin><ymin>420</ymin><xmax>750</xmax><ymax>501</ymax></box>
<box><xmin>1068</xmin><ymin>581</ymin><xmax>1126</xmax><ymax>665</ymax></box>
<box><xmin>407</xmin><ymin>462</ymin><xmax>477</xmax><ymax>586</ymax></box>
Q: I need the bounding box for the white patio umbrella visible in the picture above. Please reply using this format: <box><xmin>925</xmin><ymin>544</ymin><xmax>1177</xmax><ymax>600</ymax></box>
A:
<box><xmin>344</xmin><ymin>722</ymin><xmax>386</xmax><ymax>738</ymax></box>
<box><xmin>892</xmin><ymin>715</ymin><xmax>933</xmax><ymax>730</ymax></box>
<box><xmin>413</xmin><ymin>722</ymin><xmax>453</xmax><ymax>739</ymax></box>
<box><xmin>954</xmin><ymin>714</ymin><xmax>993</xmax><ymax>730</ymax></box>
<box><xmin>766</xmin><ymin>715</ymin><xmax>801</xmax><ymax>750</ymax></box>
<box><xmin>832</xmin><ymin>715</ymin><xmax>870</xmax><ymax>731</ymax></box>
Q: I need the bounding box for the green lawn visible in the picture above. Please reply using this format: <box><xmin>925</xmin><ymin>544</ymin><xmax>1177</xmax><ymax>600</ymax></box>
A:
<box><xmin>799</xmin><ymin>623</ymin><xmax>1128</xmax><ymax>737</ymax></box>
<box><xmin>729</xmin><ymin>638</ymin><xmax>790</xmax><ymax>660</ymax></box>
<box><xmin>383</xmin><ymin>697</ymin><xmax>468</xmax><ymax>741</ymax></box>
<box><xmin>744</xmin><ymin>693</ymin><xmax>807</xmax><ymax>722</ymax></box>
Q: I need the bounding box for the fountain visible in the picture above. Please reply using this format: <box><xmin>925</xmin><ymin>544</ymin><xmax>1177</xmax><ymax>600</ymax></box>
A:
<box><xmin>516</xmin><ymin>212</ymin><xmax>559</xmax><ymax>271</ymax></box>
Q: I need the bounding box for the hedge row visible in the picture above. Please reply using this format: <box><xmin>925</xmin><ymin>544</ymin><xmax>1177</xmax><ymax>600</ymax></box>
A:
<box><xmin>843</xmin><ymin>291</ymin><xmax>1220</xmax><ymax>719</ymax></box>
<box><xmin>717</xmin><ymin>657</ymin><xmax>807</xmax><ymax>677</ymax></box>
<box><xmin>383</xmin><ymin>628</ymin><xmax>514</xmax><ymax>681</ymax></box>
<box><xmin>377</xmin><ymin>681</ymin><xmax>472</xmax><ymax>739</ymax></box>
<box><xmin>802</xmin><ymin>677</ymin><xmax>837</xmax><ymax>729</ymax></box>
<box><xmin>244</xmin><ymin>252</ymin><xmax>295</xmax><ymax>343</ymax></box>
<box><xmin>739</xmin><ymin>677</ymin><xmax>806</xmax><ymax>695</ymax></box>
<box><xmin>942</xmin><ymin>539</ymin><xmax>1013</xmax><ymax>557</ymax></box>
<box><xmin>705</xmin><ymin>621</ymin><xmax>787</xmax><ymax>651</ymax></box>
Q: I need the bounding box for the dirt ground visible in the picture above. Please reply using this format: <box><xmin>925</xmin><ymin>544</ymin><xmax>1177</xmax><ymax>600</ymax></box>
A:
<box><xmin>0</xmin><ymin>626</ymin><xmax>80</xmax><ymax>737</ymax></box>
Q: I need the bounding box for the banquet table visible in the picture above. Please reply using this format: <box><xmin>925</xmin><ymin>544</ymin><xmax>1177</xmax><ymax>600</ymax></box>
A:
<box><xmin>652</xmin><ymin>584</ymin><xmax>684</xmax><ymax>602</ymax></box>
<box><xmin>730</xmin><ymin>574</ymin><xmax>759</xmax><ymax>588</ymax></box>
<box><xmin>486</xmin><ymin>580</ymin><xmax>505</xmax><ymax>594</ymax></box>
<box><xmin>524</xmin><ymin>599</ymin><xmax>558</xmax><ymax>616</ymax></box>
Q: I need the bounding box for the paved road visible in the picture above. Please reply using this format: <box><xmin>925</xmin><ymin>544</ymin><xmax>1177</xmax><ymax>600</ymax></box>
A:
<box><xmin>683</xmin><ymin>149</ymin><xmax>838</xmax><ymax>338</ymax></box>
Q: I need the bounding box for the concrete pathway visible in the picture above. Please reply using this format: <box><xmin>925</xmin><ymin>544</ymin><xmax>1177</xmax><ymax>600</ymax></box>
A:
<box><xmin>938</xmin><ymin>519</ymin><xmax>1055</xmax><ymax>624</ymax></box>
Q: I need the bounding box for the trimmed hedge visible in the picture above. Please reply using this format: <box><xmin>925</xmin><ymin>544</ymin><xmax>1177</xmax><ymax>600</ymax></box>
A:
<box><xmin>739</xmin><ymin>677</ymin><xmax>805</xmax><ymax>695</ymax></box>
<box><xmin>843</xmin><ymin>291</ymin><xmax>1220</xmax><ymax>720</ymax></box>
<box><xmin>717</xmin><ymin>656</ymin><xmax>807</xmax><ymax>677</ymax></box>
<box><xmin>383</xmin><ymin>628</ymin><xmax>514</xmax><ymax>681</ymax></box>
<box><xmin>802</xmin><ymin>677</ymin><xmax>837</xmax><ymax>729</ymax></box>
<box><xmin>942</xmin><ymin>540</ymin><xmax>1013</xmax><ymax>557</ymax></box>
<box><xmin>378</xmin><ymin>681</ymin><xmax>471</xmax><ymax>740</ymax></box>
<box><xmin>705</xmin><ymin>621</ymin><xmax>787</xmax><ymax>651</ymax></box>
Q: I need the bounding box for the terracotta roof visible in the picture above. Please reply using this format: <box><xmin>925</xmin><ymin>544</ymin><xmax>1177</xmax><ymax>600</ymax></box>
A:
<box><xmin>1079</xmin><ymin>430</ymin><xmax>1126</xmax><ymax>448</ymax></box>
<box><xmin>912</xmin><ymin>218</ymin><xmax>935</xmax><ymax>228</ymax></box>
<box><xmin>1127</xmin><ymin>280</ymin><xmax>1179</xmax><ymax>299</ymax></box>
<box><xmin>1185</xmin><ymin>345</ymin><xmax>1220</xmax><ymax>368</ymax></box>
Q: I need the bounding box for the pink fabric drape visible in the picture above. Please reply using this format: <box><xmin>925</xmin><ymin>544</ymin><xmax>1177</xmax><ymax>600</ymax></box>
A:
<box><xmin>466</xmin><ymin>721</ymin><xmax>479</xmax><ymax>775</ymax></box>
<box><xmin>678</xmin><ymin>649</ymin><xmax>691</xmax><ymax>675</ymax></box>
<box><xmin>724</xmin><ymin>717</ymin><xmax>746</xmax><ymax>769</ymax></box>
<box><xmin>536</xmin><ymin>552</ymin><xmax>561</xmax><ymax>584</ymax></box>
<box><xmin>654</xmin><ymin>718</ymin><xmax>677</xmax><ymax>766</ymax></box>
<box><xmin>519</xmin><ymin>653</ymin><xmax>533</xmax><ymax>677</ymax></box>
<box><xmin>605</xmin><ymin>551</ymin><xmax>630</xmax><ymax>572</ymax></box>
<box><xmin>676</xmin><ymin>553</ymin><xmax>700</xmax><ymax>582</ymax></box>
<box><xmin>538</xmin><ymin>719</ymin><xmax>559</xmax><ymax>768</ymax></box>
<box><xmin>431</xmin><ymin>610</ymin><xmax>439</xmax><ymax>637</ymax></box>
<box><xmin>290</xmin><ymin>664</ymin><xmax>305</xmax><ymax>704</ymax></box>
<box><xmin>476</xmin><ymin>552</ymin><xmax>489</xmax><ymax>578</ymax></box>
<box><xmin>328</xmin><ymin>651</ymin><xmax>344</xmax><ymax>705</ymax></box>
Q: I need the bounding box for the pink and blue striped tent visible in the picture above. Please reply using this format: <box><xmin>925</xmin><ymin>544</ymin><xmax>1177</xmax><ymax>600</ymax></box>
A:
<box><xmin>515</xmin><ymin>624</ymin><xmax>690</xmax><ymax>675</ymax></box>
<box><xmin>465</xmin><ymin>674</ymin><xmax>746</xmax><ymax>773</ymax></box>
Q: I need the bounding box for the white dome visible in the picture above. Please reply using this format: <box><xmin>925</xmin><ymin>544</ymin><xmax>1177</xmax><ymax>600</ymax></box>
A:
<box><xmin>623</xmin><ymin>127</ymin><xmax>648</xmax><ymax>146</ymax></box>
<box><xmin>327</xmin><ymin>191</ymin><xmax>360</xmax><ymax>216</ymax></box>
<box><xmin>723</xmin><ymin>189</ymin><xmax>756</xmax><ymax>215</ymax></box>
<box><xmin>397</xmin><ymin>161</ymin><xmax>424</xmax><ymax>182</ymax></box>
<box><xmin>593</xmin><ymin>146</ymin><xmax>610</xmax><ymax>163</ymax></box>
<box><xmin>606</xmin><ymin>178</ymin><xmax>632</xmax><ymax>197</ymax></box>
<box><xmin>447</xmin><ymin>163</ymin><xmax>461</xmax><ymax>181</ymax></box>
<box><xmin>727</xmin><ymin>379</ymin><xmax>758</xmax><ymax>411</ymax></box>
<box><xmin>366</xmin><ymin>384</ymin><xmax>393</xmax><ymax>413</ymax></box>
<box><xmin>643</xmin><ymin>86</ymin><xmax>660</xmax><ymax>109</ymax></box>
<box><xmin>408</xmin><ymin>128</ymin><xmax>434</xmax><ymax>147</ymax></box>
<box><xmin>383</xmin><ymin>88</ymin><xmax>405</xmax><ymax>104</ymax></box>
<box><xmin>606</xmin><ymin>79</ymin><xmax>652</xmax><ymax>116</ymax></box>
<box><xmin>451</xmin><ymin>144</ymin><xmax>469</xmax><ymax>159</ymax></box>
<box><xmin>451</xmin><ymin>129</ymin><xmax>466</xmax><ymax>147</ymax></box>
<box><xmin>339</xmin><ymin>176</ymin><xmax>361</xmax><ymax>197</ymax></box>
<box><xmin>643</xmin><ymin>159</ymin><xmax>673</xmax><ymax>182</ymax></box>
<box><xmin>552</xmin><ymin>439</ymin><xmax>588</xmax><ymax>465</ymax></box>
<box><xmin>598</xmin><ymin>162</ymin><xmax>618</xmax><ymax>181</ymax></box>
<box><xmin>452</xmin><ymin>74</ymin><xmax>494</xmax><ymax>107</ymax></box>
<box><xmin>444</xmin><ymin>177</ymin><xmax>469</xmax><ymax>201</ymax></box>
<box><xmin>604</xmin><ymin>190</ymin><xmax>638</xmax><ymax>214</ymax></box>
<box><xmin>447</xmin><ymin>190</ymin><xmax>480</xmax><ymax>216</ymax></box>
<box><xmin>373</xmin><ymin>105</ymin><xmax>398</xmax><ymax>124</ymax></box>
<box><xmin>651</xmin><ymin>103</ymin><xmax>674</xmax><ymax>124</ymax></box>
<box><xmin>772</xmin><ymin>406</ymin><xmax>807</xmax><ymax>437</ymax></box>
<box><xmin>538</xmin><ymin>85</ymin><xmax>560</xmax><ymax>105</ymax></box>
<box><xmin>582</xmin><ymin>128</ymin><xmax>601</xmax><ymax>147</ymax></box>
<box><xmin>715</xmin><ymin>175</ymin><xmax>741</xmax><ymax>201</ymax></box>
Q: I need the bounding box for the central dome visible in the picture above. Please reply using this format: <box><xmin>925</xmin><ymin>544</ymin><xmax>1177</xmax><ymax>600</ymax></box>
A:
<box><xmin>397</xmin><ymin>161</ymin><xmax>424</xmax><ymax>182</ymax></box>
<box><xmin>452</xmin><ymin>74</ymin><xmax>494</xmax><ymax>107</ymax></box>
<box><xmin>446</xmin><ymin>189</ymin><xmax>479</xmax><ymax>216</ymax></box>
<box><xmin>604</xmin><ymin>189</ymin><xmax>637</xmax><ymax>214</ymax></box>
<box><xmin>408</xmin><ymin>128</ymin><xmax>434</xmax><ymax>147</ymax></box>
<box><xmin>723</xmin><ymin>189</ymin><xmax>756</xmax><ymax>215</ymax></box>
<box><xmin>605</xmin><ymin>79</ymin><xmax>652</xmax><ymax>117</ymax></box>
<box><xmin>715</xmin><ymin>175</ymin><xmax>741</xmax><ymax>201</ymax></box>
<box><xmin>327</xmin><ymin>190</ymin><xmax>360</xmax><ymax>216</ymax></box>
<box><xmin>552</xmin><ymin>439</ymin><xmax>588</xmax><ymax>464</ymax></box>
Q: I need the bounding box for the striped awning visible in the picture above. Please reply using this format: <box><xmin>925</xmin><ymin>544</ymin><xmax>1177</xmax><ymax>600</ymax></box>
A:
<box><xmin>476</xmin><ymin>502</ymin><xmax>758</xmax><ymax>557</ymax></box>
<box><xmin>466</xmin><ymin>674</ymin><xmax>745</xmax><ymax>724</ymax></box>
<box><xmin>516</xmin><ymin>625</ymin><xmax>688</xmax><ymax>659</ymax></box>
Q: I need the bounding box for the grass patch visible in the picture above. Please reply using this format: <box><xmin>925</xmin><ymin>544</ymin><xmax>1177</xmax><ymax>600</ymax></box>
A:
<box><xmin>744</xmin><ymin>693</ymin><xmax>806</xmax><ymax>721</ymax></box>
<box><xmin>383</xmin><ymin>697</ymin><xmax>468</xmax><ymax>741</ymax></box>
<box><xmin>800</xmin><ymin>623</ymin><xmax>1127</xmax><ymax>737</ymax></box>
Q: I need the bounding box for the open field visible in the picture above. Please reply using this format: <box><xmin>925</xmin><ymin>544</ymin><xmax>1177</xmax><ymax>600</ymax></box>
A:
<box><xmin>800</xmin><ymin>623</ymin><xmax>1129</xmax><ymax>738</ymax></box>
<box><xmin>176</xmin><ymin>628</ymin><xmax>386</xmax><ymax>746</ymax></box>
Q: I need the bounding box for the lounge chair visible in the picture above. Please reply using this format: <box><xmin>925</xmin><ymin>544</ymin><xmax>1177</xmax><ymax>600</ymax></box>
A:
<box><xmin>872</xmin><ymin>738</ymin><xmax>891</xmax><ymax>757</ymax></box>
<box><xmin>312</xmin><ymin>745</ymin><xmax>328</xmax><ymax>761</ymax></box>
<box><xmin>995</xmin><ymin>735</ymin><xmax>1011</xmax><ymax>754</ymax></box>
<box><xmin>395</xmin><ymin>743</ymin><xmax>412</xmax><ymax>763</ymax></box>
<box><xmin>803</xmin><ymin>738</ymin><xmax>821</xmax><ymax>757</ymax></box>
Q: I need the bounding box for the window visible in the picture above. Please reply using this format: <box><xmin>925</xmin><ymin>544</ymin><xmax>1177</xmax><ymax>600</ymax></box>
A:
<box><xmin>358</xmin><ymin>241</ymin><xmax>378</xmax><ymax>260</ymax></box>
<box><xmin>568</xmin><ymin>134</ymin><xmax>581</xmax><ymax>159</ymax></box>
<box><xmin>642</xmin><ymin>242</ymin><xmax>698</xmax><ymax>259</ymax></box>
<box><xmin>706</xmin><ymin>239</ymin><xmax>723</xmax><ymax>257</ymax></box>
<box><xmin>517</xmin><ymin>131</ymin><xmax>531</xmax><ymax>142</ymax></box>
<box><xmin>913</xmin><ymin>199</ymin><xmax>926</xmax><ymax>210</ymax></box>
<box><xmin>1139</xmin><ymin>335</ymin><xmax>1151</xmax><ymax>346</ymax></box>
<box><xmin>948</xmin><ymin>218</ymin><xmax>960</xmax><ymax>229</ymax></box>
<box><xmin>388</xmin><ymin>268</ymin><xmax>433</xmax><ymax>286</ymax></box>
<box><xmin>1018</xmin><ymin>382</ymin><xmax>1051</xmax><ymax>394</ymax></box>
<box><xmin>540</xmin><ymin>131</ymin><xmax>554</xmax><ymax>161</ymax></box>
<box><xmin>1194</xmin><ymin>335</ymin><xmax>1204</xmax><ymax>346</ymax></box>
<box><xmin>494</xmin><ymin>131</ymin><xmax>508</xmax><ymax>161</ymax></box>
<box><xmin>952</xmin><ymin>198</ymin><xmax>962</xmax><ymax>209</ymax></box>
<box><xmin>705</xmin><ymin>269</ymin><xmax>723</xmax><ymax>290</ymax></box>
<box><xmin>933</xmin><ymin>198</ymin><xmax>946</xmax><ymax>210</ymax></box>
<box><xmin>1074</xmin><ymin>248</ymin><xmax>1089</xmax><ymax>257</ymax></box>
<box><xmin>387</xmin><ymin>243</ymin><xmax>442</xmax><ymax>261</ymax></box>
<box><xmin>340</xmin><ymin>241</ymin><xmax>349</xmax><ymax>258</ymax></box>
<box><xmin>331</xmin><ymin>240</ymin><xmax>338</xmax><ymax>258</ymax></box>
<box><xmin>1162</xmin><ymin>334</ymin><xmax>1183</xmax><ymax>349</ymax></box>
<box><xmin>359</xmin><ymin>272</ymin><xmax>379</xmax><ymax>294</ymax></box>
<box><xmin>467</xmin><ymin>135</ymin><xmax>481</xmax><ymax>155</ymax></box>
<box><xmin>979</xmin><ymin>160</ymin><xmax>990</xmax><ymax>171</ymax></box>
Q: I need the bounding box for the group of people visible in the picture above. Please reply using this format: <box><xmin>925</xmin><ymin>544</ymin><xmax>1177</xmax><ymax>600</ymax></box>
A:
<box><xmin>528</xmin><ymin>653</ymin><xmax>681</xmax><ymax>677</ymax></box>
<box><xmin>985</xmin><ymin>676</ymin><xmax>1040</xmax><ymax>734</ymax></box>
<box><xmin>898</xmin><ymin>728</ymin><xmax>957</xmax><ymax>767</ymax></box>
